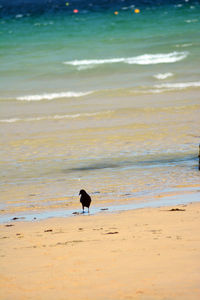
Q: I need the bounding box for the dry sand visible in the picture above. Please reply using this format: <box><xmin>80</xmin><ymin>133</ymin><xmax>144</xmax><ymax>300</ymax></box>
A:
<box><xmin>0</xmin><ymin>202</ymin><xmax>200</xmax><ymax>300</ymax></box>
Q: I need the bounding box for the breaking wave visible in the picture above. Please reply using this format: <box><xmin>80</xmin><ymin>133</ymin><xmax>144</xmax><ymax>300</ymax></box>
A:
<box><xmin>16</xmin><ymin>91</ymin><xmax>94</xmax><ymax>101</ymax></box>
<box><xmin>63</xmin><ymin>52</ymin><xmax>188</xmax><ymax>69</ymax></box>
<box><xmin>2</xmin><ymin>80</ymin><xmax>200</xmax><ymax>107</ymax></box>
<box><xmin>153</xmin><ymin>73</ymin><xmax>174</xmax><ymax>80</ymax></box>
<box><xmin>0</xmin><ymin>111</ymin><xmax>113</xmax><ymax>123</ymax></box>
<box><xmin>154</xmin><ymin>81</ymin><xmax>200</xmax><ymax>90</ymax></box>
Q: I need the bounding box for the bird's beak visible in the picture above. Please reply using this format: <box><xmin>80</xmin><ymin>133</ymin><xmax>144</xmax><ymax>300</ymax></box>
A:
<box><xmin>79</xmin><ymin>191</ymin><xmax>81</xmax><ymax>195</ymax></box>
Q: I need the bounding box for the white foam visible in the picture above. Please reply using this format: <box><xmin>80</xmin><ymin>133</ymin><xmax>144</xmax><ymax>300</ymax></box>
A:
<box><xmin>0</xmin><ymin>118</ymin><xmax>21</xmax><ymax>123</ymax></box>
<box><xmin>126</xmin><ymin>52</ymin><xmax>188</xmax><ymax>65</ymax></box>
<box><xmin>0</xmin><ymin>111</ymin><xmax>113</xmax><ymax>124</ymax></box>
<box><xmin>153</xmin><ymin>73</ymin><xmax>173</xmax><ymax>80</ymax></box>
<box><xmin>64</xmin><ymin>57</ymin><xmax>125</xmax><ymax>66</ymax></box>
<box><xmin>185</xmin><ymin>19</ymin><xmax>198</xmax><ymax>23</ymax></box>
<box><xmin>147</xmin><ymin>81</ymin><xmax>200</xmax><ymax>94</ymax></box>
<box><xmin>16</xmin><ymin>91</ymin><xmax>93</xmax><ymax>101</ymax></box>
<box><xmin>63</xmin><ymin>52</ymin><xmax>188</xmax><ymax>68</ymax></box>
<box><xmin>175</xmin><ymin>43</ymin><xmax>193</xmax><ymax>48</ymax></box>
<box><xmin>15</xmin><ymin>14</ymin><xmax>23</xmax><ymax>18</ymax></box>
<box><xmin>122</xmin><ymin>5</ymin><xmax>135</xmax><ymax>10</ymax></box>
<box><xmin>155</xmin><ymin>82</ymin><xmax>200</xmax><ymax>89</ymax></box>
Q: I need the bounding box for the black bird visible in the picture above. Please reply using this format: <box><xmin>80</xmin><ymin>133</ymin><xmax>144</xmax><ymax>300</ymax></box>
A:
<box><xmin>79</xmin><ymin>189</ymin><xmax>92</xmax><ymax>213</ymax></box>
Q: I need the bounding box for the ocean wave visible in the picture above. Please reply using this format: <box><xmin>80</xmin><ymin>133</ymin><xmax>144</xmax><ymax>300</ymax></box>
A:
<box><xmin>185</xmin><ymin>19</ymin><xmax>198</xmax><ymax>23</ymax></box>
<box><xmin>16</xmin><ymin>91</ymin><xmax>94</xmax><ymax>101</ymax></box>
<box><xmin>63</xmin><ymin>52</ymin><xmax>188</xmax><ymax>69</ymax></box>
<box><xmin>175</xmin><ymin>43</ymin><xmax>193</xmax><ymax>48</ymax></box>
<box><xmin>121</xmin><ymin>5</ymin><xmax>135</xmax><ymax>10</ymax></box>
<box><xmin>94</xmin><ymin>81</ymin><xmax>200</xmax><ymax>96</ymax></box>
<box><xmin>15</xmin><ymin>14</ymin><xmax>24</xmax><ymax>18</ymax></box>
<box><xmin>2</xmin><ymin>80</ymin><xmax>199</xmax><ymax>107</ymax></box>
<box><xmin>154</xmin><ymin>82</ymin><xmax>200</xmax><ymax>89</ymax></box>
<box><xmin>0</xmin><ymin>111</ymin><xmax>113</xmax><ymax>124</ymax></box>
<box><xmin>148</xmin><ymin>81</ymin><xmax>200</xmax><ymax>94</ymax></box>
<box><xmin>153</xmin><ymin>73</ymin><xmax>173</xmax><ymax>80</ymax></box>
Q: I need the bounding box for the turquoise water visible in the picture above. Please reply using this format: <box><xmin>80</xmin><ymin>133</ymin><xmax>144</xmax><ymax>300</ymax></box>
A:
<box><xmin>0</xmin><ymin>1</ymin><xmax>200</xmax><ymax>220</ymax></box>
<box><xmin>1</xmin><ymin>3</ymin><xmax>200</xmax><ymax>97</ymax></box>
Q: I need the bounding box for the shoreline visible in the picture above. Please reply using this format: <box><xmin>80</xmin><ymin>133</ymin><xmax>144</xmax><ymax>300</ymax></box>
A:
<box><xmin>1</xmin><ymin>200</ymin><xmax>200</xmax><ymax>299</ymax></box>
<box><xmin>1</xmin><ymin>188</ymin><xmax>200</xmax><ymax>224</ymax></box>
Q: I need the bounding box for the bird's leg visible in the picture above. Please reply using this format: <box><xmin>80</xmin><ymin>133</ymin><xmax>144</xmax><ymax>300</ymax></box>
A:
<box><xmin>82</xmin><ymin>205</ymin><xmax>84</xmax><ymax>213</ymax></box>
<box><xmin>88</xmin><ymin>208</ymin><xmax>89</xmax><ymax>213</ymax></box>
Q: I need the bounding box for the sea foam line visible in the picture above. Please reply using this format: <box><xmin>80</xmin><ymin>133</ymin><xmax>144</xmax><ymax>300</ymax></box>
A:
<box><xmin>153</xmin><ymin>73</ymin><xmax>173</xmax><ymax>80</ymax></box>
<box><xmin>155</xmin><ymin>81</ymin><xmax>200</xmax><ymax>89</ymax></box>
<box><xmin>16</xmin><ymin>91</ymin><xmax>94</xmax><ymax>101</ymax></box>
<box><xmin>0</xmin><ymin>111</ymin><xmax>113</xmax><ymax>124</ymax></box>
<box><xmin>63</xmin><ymin>52</ymin><xmax>188</xmax><ymax>68</ymax></box>
<box><xmin>147</xmin><ymin>81</ymin><xmax>200</xmax><ymax>94</ymax></box>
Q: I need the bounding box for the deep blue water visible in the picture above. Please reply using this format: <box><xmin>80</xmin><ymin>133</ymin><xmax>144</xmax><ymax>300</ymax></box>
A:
<box><xmin>0</xmin><ymin>0</ymin><xmax>200</xmax><ymax>17</ymax></box>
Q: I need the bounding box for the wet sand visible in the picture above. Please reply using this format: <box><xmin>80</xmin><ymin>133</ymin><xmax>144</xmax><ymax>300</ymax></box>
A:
<box><xmin>0</xmin><ymin>202</ymin><xmax>200</xmax><ymax>300</ymax></box>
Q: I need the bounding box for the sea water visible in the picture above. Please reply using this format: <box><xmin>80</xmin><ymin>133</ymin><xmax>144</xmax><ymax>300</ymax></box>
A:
<box><xmin>0</xmin><ymin>0</ymin><xmax>200</xmax><ymax>221</ymax></box>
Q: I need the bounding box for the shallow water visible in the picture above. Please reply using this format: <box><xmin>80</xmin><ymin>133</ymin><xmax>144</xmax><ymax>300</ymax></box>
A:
<box><xmin>0</xmin><ymin>1</ymin><xmax>200</xmax><ymax>221</ymax></box>
<box><xmin>1</xmin><ymin>189</ymin><xmax>199</xmax><ymax>224</ymax></box>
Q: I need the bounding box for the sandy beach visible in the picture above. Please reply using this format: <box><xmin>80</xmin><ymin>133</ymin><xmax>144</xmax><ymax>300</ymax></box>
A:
<box><xmin>1</xmin><ymin>201</ymin><xmax>200</xmax><ymax>300</ymax></box>
<box><xmin>1</xmin><ymin>2</ymin><xmax>200</xmax><ymax>299</ymax></box>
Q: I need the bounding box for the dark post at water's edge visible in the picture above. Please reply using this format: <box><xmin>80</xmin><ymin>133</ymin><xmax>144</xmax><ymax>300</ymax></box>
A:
<box><xmin>199</xmin><ymin>144</ymin><xmax>200</xmax><ymax>171</ymax></box>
